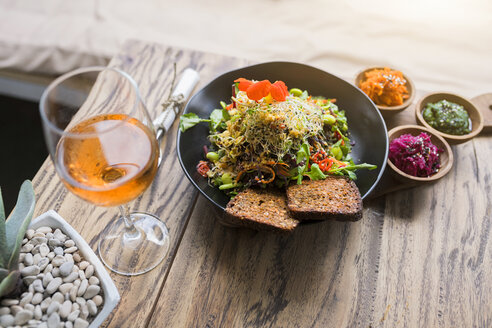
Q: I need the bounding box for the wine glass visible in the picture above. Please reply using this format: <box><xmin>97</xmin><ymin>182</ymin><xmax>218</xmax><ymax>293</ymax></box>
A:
<box><xmin>39</xmin><ymin>66</ymin><xmax>170</xmax><ymax>276</ymax></box>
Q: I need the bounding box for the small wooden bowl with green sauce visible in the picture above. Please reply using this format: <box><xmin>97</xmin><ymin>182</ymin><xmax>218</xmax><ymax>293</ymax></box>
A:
<box><xmin>387</xmin><ymin>125</ymin><xmax>453</xmax><ymax>184</ymax></box>
<box><xmin>415</xmin><ymin>92</ymin><xmax>484</xmax><ymax>145</ymax></box>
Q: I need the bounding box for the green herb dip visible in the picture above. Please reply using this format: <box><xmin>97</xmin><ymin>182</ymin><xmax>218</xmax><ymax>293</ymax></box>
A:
<box><xmin>422</xmin><ymin>100</ymin><xmax>471</xmax><ymax>135</ymax></box>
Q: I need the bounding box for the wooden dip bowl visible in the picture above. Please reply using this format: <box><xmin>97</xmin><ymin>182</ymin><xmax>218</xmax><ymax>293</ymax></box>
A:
<box><xmin>415</xmin><ymin>92</ymin><xmax>484</xmax><ymax>145</ymax></box>
<box><xmin>355</xmin><ymin>66</ymin><xmax>415</xmax><ymax>114</ymax></box>
<box><xmin>387</xmin><ymin>125</ymin><xmax>453</xmax><ymax>184</ymax></box>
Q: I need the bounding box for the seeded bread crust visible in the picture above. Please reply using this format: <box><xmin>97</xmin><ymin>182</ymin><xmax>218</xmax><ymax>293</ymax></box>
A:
<box><xmin>286</xmin><ymin>176</ymin><xmax>363</xmax><ymax>221</ymax></box>
<box><xmin>224</xmin><ymin>188</ymin><xmax>299</xmax><ymax>232</ymax></box>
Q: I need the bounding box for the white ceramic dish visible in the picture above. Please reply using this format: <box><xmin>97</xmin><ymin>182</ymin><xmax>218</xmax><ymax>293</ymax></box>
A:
<box><xmin>30</xmin><ymin>210</ymin><xmax>120</xmax><ymax>328</ymax></box>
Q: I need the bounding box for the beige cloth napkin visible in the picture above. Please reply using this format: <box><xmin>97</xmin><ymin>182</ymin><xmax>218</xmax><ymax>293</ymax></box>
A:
<box><xmin>0</xmin><ymin>0</ymin><xmax>490</xmax><ymax>97</ymax></box>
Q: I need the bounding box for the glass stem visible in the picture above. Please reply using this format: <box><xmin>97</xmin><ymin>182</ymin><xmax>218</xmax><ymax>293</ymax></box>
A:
<box><xmin>119</xmin><ymin>204</ymin><xmax>140</xmax><ymax>239</ymax></box>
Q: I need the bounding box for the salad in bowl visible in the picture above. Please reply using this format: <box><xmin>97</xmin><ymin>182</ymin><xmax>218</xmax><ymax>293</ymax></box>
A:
<box><xmin>180</xmin><ymin>77</ymin><xmax>376</xmax><ymax>197</ymax></box>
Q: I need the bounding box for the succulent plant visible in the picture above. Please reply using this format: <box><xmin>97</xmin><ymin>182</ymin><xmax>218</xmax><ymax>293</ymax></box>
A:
<box><xmin>0</xmin><ymin>180</ymin><xmax>36</xmax><ymax>298</ymax></box>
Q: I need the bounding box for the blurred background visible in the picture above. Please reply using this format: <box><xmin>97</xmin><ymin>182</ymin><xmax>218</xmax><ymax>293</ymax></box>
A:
<box><xmin>0</xmin><ymin>0</ymin><xmax>490</xmax><ymax>210</ymax></box>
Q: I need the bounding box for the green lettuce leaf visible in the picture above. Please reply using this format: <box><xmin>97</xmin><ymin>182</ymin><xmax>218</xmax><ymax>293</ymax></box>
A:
<box><xmin>305</xmin><ymin>163</ymin><xmax>327</xmax><ymax>180</ymax></box>
<box><xmin>179</xmin><ymin>113</ymin><xmax>210</xmax><ymax>132</ymax></box>
<box><xmin>209</xmin><ymin>109</ymin><xmax>224</xmax><ymax>132</ymax></box>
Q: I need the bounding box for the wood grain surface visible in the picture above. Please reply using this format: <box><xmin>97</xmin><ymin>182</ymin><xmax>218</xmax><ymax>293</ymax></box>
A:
<box><xmin>32</xmin><ymin>40</ymin><xmax>491</xmax><ymax>328</ymax></box>
<box><xmin>32</xmin><ymin>40</ymin><xmax>249</xmax><ymax>327</ymax></box>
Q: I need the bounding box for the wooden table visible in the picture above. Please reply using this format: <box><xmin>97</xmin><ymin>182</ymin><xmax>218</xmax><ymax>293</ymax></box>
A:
<box><xmin>32</xmin><ymin>40</ymin><xmax>492</xmax><ymax>327</ymax></box>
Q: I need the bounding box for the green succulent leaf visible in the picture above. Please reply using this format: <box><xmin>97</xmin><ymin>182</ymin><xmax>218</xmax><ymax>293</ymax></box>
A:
<box><xmin>0</xmin><ymin>268</ymin><xmax>8</xmax><ymax>281</ymax></box>
<box><xmin>0</xmin><ymin>270</ymin><xmax>20</xmax><ymax>298</ymax></box>
<box><xmin>5</xmin><ymin>181</ymin><xmax>35</xmax><ymax>270</ymax></box>
<box><xmin>0</xmin><ymin>187</ymin><xmax>5</xmax><ymax>221</ymax></box>
<box><xmin>0</xmin><ymin>188</ymin><xmax>6</xmax><ymax>268</ymax></box>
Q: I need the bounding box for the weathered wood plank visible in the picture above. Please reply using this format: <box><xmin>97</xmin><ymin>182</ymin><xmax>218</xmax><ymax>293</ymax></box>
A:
<box><xmin>149</xmin><ymin>196</ymin><xmax>387</xmax><ymax>327</ymax></box>
<box><xmin>150</xmin><ymin>145</ymin><xmax>491</xmax><ymax>328</ymax></box>
<box><xmin>373</xmin><ymin>138</ymin><xmax>490</xmax><ymax>328</ymax></box>
<box><xmin>31</xmin><ymin>39</ymin><xmax>491</xmax><ymax>327</ymax></box>
<box><xmin>32</xmin><ymin>40</ymin><xmax>248</xmax><ymax>327</ymax></box>
<box><xmin>148</xmin><ymin>78</ymin><xmax>491</xmax><ymax>327</ymax></box>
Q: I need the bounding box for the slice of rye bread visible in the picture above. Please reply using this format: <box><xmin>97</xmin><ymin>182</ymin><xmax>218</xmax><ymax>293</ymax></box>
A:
<box><xmin>224</xmin><ymin>188</ymin><xmax>299</xmax><ymax>232</ymax></box>
<box><xmin>286</xmin><ymin>176</ymin><xmax>363</xmax><ymax>221</ymax></box>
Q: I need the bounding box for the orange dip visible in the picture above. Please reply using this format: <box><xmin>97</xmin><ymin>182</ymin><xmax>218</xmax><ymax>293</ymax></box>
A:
<box><xmin>359</xmin><ymin>67</ymin><xmax>409</xmax><ymax>106</ymax></box>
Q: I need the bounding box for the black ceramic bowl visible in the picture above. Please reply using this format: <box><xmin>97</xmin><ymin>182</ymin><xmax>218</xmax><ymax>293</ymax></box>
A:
<box><xmin>177</xmin><ymin>62</ymin><xmax>388</xmax><ymax>211</ymax></box>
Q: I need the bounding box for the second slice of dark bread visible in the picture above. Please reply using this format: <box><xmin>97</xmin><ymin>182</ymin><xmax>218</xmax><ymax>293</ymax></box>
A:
<box><xmin>224</xmin><ymin>188</ymin><xmax>299</xmax><ymax>232</ymax></box>
<box><xmin>286</xmin><ymin>176</ymin><xmax>363</xmax><ymax>221</ymax></box>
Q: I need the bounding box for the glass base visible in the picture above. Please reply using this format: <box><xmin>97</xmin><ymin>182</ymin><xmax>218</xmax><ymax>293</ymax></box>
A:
<box><xmin>98</xmin><ymin>212</ymin><xmax>170</xmax><ymax>276</ymax></box>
